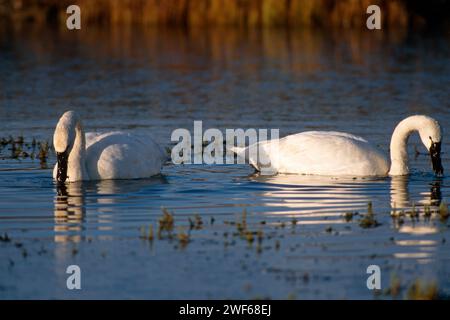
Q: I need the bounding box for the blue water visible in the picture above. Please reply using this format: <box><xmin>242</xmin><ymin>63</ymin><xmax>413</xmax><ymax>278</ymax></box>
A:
<box><xmin>0</xmin><ymin>28</ymin><xmax>450</xmax><ymax>299</ymax></box>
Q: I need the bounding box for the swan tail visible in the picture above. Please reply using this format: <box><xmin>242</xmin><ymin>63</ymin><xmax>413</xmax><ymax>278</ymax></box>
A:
<box><xmin>228</xmin><ymin>146</ymin><xmax>246</xmax><ymax>155</ymax></box>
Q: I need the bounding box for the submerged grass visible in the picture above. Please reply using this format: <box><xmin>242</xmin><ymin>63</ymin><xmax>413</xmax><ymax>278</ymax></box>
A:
<box><xmin>359</xmin><ymin>202</ymin><xmax>381</xmax><ymax>229</ymax></box>
<box><xmin>383</xmin><ymin>275</ymin><xmax>449</xmax><ymax>300</ymax></box>
<box><xmin>0</xmin><ymin>135</ymin><xmax>51</xmax><ymax>167</ymax></box>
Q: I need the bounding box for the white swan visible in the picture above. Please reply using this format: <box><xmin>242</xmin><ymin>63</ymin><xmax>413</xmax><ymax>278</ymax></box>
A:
<box><xmin>53</xmin><ymin>110</ymin><xmax>166</xmax><ymax>182</ymax></box>
<box><xmin>232</xmin><ymin>115</ymin><xmax>443</xmax><ymax>177</ymax></box>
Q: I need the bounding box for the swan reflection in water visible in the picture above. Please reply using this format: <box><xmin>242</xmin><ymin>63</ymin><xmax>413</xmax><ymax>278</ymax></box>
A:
<box><xmin>249</xmin><ymin>173</ymin><xmax>443</xmax><ymax>227</ymax></box>
<box><xmin>390</xmin><ymin>175</ymin><xmax>443</xmax><ymax>238</ymax></box>
<box><xmin>249</xmin><ymin>173</ymin><xmax>381</xmax><ymax>225</ymax></box>
<box><xmin>54</xmin><ymin>182</ymin><xmax>86</xmax><ymax>243</ymax></box>
<box><xmin>251</xmin><ymin>172</ymin><xmax>444</xmax><ymax>263</ymax></box>
<box><xmin>390</xmin><ymin>175</ymin><xmax>442</xmax><ymax>209</ymax></box>
<box><xmin>53</xmin><ymin>177</ymin><xmax>167</xmax><ymax>242</ymax></box>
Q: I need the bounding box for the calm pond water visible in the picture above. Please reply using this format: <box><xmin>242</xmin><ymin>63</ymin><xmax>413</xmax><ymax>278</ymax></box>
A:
<box><xmin>0</xmin><ymin>27</ymin><xmax>450</xmax><ymax>299</ymax></box>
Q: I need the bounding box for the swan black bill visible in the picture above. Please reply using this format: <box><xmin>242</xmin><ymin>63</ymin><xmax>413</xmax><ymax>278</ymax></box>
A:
<box><xmin>429</xmin><ymin>141</ymin><xmax>444</xmax><ymax>176</ymax></box>
<box><xmin>56</xmin><ymin>150</ymin><xmax>69</xmax><ymax>183</ymax></box>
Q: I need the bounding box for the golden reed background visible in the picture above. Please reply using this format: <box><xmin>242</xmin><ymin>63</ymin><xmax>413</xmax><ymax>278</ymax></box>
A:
<box><xmin>1</xmin><ymin>0</ymin><xmax>448</xmax><ymax>30</ymax></box>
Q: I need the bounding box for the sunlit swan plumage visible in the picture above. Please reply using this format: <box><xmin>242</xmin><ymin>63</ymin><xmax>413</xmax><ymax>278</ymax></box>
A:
<box><xmin>232</xmin><ymin>115</ymin><xmax>443</xmax><ymax>177</ymax></box>
<box><xmin>53</xmin><ymin>111</ymin><xmax>166</xmax><ymax>182</ymax></box>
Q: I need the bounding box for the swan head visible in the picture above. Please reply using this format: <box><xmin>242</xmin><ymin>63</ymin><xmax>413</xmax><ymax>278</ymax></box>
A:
<box><xmin>53</xmin><ymin>111</ymin><xmax>79</xmax><ymax>183</ymax></box>
<box><xmin>417</xmin><ymin>116</ymin><xmax>443</xmax><ymax>176</ymax></box>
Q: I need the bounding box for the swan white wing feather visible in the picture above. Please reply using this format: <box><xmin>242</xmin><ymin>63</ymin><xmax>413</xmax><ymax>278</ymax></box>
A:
<box><xmin>239</xmin><ymin>131</ymin><xmax>389</xmax><ymax>176</ymax></box>
<box><xmin>85</xmin><ymin>131</ymin><xmax>165</xmax><ymax>180</ymax></box>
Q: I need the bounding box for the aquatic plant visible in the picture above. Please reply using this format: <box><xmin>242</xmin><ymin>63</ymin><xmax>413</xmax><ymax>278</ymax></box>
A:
<box><xmin>423</xmin><ymin>205</ymin><xmax>432</xmax><ymax>219</ymax></box>
<box><xmin>407</xmin><ymin>280</ymin><xmax>439</xmax><ymax>300</ymax></box>
<box><xmin>188</xmin><ymin>214</ymin><xmax>203</xmax><ymax>230</ymax></box>
<box><xmin>257</xmin><ymin>230</ymin><xmax>264</xmax><ymax>245</ymax></box>
<box><xmin>177</xmin><ymin>227</ymin><xmax>190</xmax><ymax>248</ymax></box>
<box><xmin>439</xmin><ymin>202</ymin><xmax>449</xmax><ymax>222</ymax></box>
<box><xmin>38</xmin><ymin>141</ymin><xmax>49</xmax><ymax>162</ymax></box>
<box><xmin>291</xmin><ymin>218</ymin><xmax>298</xmax><ymax>227</ymax></box>
<box><xmin>359</xmin><ymin>202</ymin><xmax>380</xmax><ymax>229</ymax></box>
<box><xmin>408</xmin><ymin>203</ymin><xmax>419</xmax><ymax>220</ymax></box>
<box><xmin>383</xmin><ymin>274</ymin><xmax>402</xmax><ymax>299</ymax></box>
<box><xmin>158</xmin><ymin>207</ymin><xmax>175</xmax><ymax>239</ymax></box>
<box><xmin>245</xmin><ymin>231</ymin><xmax>254</xmax><ymax>245</ymax></box>
<box><xmin>343</xmin><ymin>212</ymin><xmax>357</xmax><ymax>222</ymax></box>
<box><xmin>275</xmin><ymin>240</ymin><xmax>280</xmax><ymax>251</ymax></box>
<box><xmin>0</xmin><ymin>233</ymin><xmax>11</xmax><ymax>242</ymax></box>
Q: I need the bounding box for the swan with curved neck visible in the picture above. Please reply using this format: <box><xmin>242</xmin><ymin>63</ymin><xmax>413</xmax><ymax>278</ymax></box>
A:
<box><xmin>53</xmin><ymin>110</ymin><xmax>166</xmax><ymax>182</ymax></box>
<box><xmin>388</xmin><ymin>115</ymin><xmax>442</xmax><ymax>175</ymax></box>
<box><xmin>231</xmin><ymin>115</ymin><xmax>444</xmax><ymax>177</ymax></box>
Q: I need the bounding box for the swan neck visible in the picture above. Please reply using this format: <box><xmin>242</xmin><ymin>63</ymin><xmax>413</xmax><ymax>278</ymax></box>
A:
<box><xmin>68</xmin><ymin>121</ymin><xmax>88</xmax><ymax>181</ymax></box>
<box><xmin>389</xmin><ymin>119</ymin><xmax>415</xmax><ymax>175</ymax></box>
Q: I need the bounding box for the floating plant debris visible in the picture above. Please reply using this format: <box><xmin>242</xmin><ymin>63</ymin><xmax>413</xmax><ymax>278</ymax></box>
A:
<box><xmin>0</xmin><ymin>136</ymin><xmax>51</xmax><ymax>163</ymax></box>
<box><xmin>359</xmin><ymin>202</ymin><xmax>380</xmax><ymax>229</ymax></box>
<box><xmin>0</xmin><ymin>233</ymin><xmax>11</xmax><ymax>242</ymax></box>
<box><xmin>439</xmin><ymin>202</ymin><xmax>449</xmax><ymax>221</ymax></box>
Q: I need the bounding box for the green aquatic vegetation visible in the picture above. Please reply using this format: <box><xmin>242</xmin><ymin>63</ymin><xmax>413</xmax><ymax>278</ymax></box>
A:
<box><xmin>236</xmin><ymin>222</ymin><xmax>245</xmax><ymax>234</ymax></box>
<box><xmin>439</xmin><ymin>202</ymin><xmax>449</xmax><ymax>221</ymax></box>
<box><xmin>256</xmin><ymin>244</ymin><xmax>262</xmax><ymax>254</ymax></box>
<box><xmin>177</xmin><ymin>227</ymin><xmax>190</xmax><ymax>248</ymax></box>
<box><xmin>189</xmin><ymin>214</ymin><xmax>203</xmax><ymax>230</ymax></box>
<box><xmin>423</xmin><ymin>205</ymin><xmax>432</xmax><ymax>219</ymax></box>
<box><xmin>158</xmin><ymin>208</ymin><xmax>175</xmax><ymax>239</ymax></box>
<box><xmin>287</xmin><ymin>292</ymin><xmax>297</xmax><ymax>300</ymax></box>
<box><xmin>343</xmin><ymin>212</ymin><xmax>357</xmax><ymax>222</ymax></box>
<box><xmin>0</xmin><ymin>233</ymin><xmax>11</xmax><ymax>242</ymax></box>
<box><xmin>257</xmin><ymin>230</ymin><xmax>264</xmax><ymax>245</ymax></box>
<box><xmin>359</xmin><ymin>202</ymin><xmax>380</xmax><ymax>229</ymax></box>
<box><xmin>407</xmin><ymin>280</ymin><xmax>439</xmax><ymax>300</ymax></box>
<box><xmin>0</xmin><ymin>137</ymin><xmax>11</xmax><ymax>147</ymax></box>
<box><xmin>148</xmin><ymin>224</ymin><xmax>154</xmax><ymax>241</ymax></box>
<box><xmin>275</xmin><ymin>240</ymin><xmax>280</xmax><ymax>251</ymax></box>
<box><xmin>140</xmin><ymin>224</ymin><xmax>154</xmax><ymax>242</ymax></box>
<box><xmin>390</xmin><ymin>208</ymin><xmax>405</xmax><ymax>219</ymax></box>
<box><xmin>245</xmin><ymin>231</ymin><xmax>254</xmax><ymax>245</ymax></box>
<box><xmin>408</xmin><ymin>203</ymin><xmax>419</xmax><ymax>220</ymax></box>
<box><xmin>367</xmin><ymin>202</ymin><xmax>373</xmax><ymax>215</ymax></box>
<box><xmin>159</xmin><ymin>208</ymin><xmax>174</xmax><ymax>230</ymax></box>
<box><xmin>15</xmin><ymin>135</ymin><xmax>24</xmax><ymax>145</ymax></box>
<box><xmin>241</xmin><ymin>209</ymin><xmax>247</xmax><ymax>228</ymax></box>
<box><xmin>0</xmin><ymin>136</ymin><xmax>50</xmax><ymax>162</ymax></box>
<box><xmin>384</xmin><ymin>274</ymin><xmax>401</xmax><ymax>299</ymax></box>
<box><xmin>38</xmin><ymin>141</ymin><xmax>49</xmax><ymax>162</ymax></box>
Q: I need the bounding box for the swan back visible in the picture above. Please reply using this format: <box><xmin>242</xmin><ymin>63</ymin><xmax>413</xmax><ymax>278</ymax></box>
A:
<box><xmin>239</xmin><ymin>131</ymin><xmax>389</xmax><ymax>176</ymax></box>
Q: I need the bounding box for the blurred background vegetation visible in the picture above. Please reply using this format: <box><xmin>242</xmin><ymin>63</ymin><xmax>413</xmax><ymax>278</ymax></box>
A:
<box><xmin>1</xmin><ymin>0</ymin><xmax>449</xmax><ymax>31</ymax></box>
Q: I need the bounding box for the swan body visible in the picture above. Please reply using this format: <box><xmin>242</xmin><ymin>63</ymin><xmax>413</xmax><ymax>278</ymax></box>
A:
<box><xmin>232</xmin><ymin>115</ymin><xmax>443</xmax><ymax>177</ymax></box>
<box><xmin>53</xmin><ymin>111</ymin><xmax>166</xmax><ymax>182</ymax></box>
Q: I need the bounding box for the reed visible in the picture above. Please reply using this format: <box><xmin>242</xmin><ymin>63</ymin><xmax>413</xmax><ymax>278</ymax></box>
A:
<box><xmin>2</xmin><ymin>0</ymin><xmax>446</xmax><ymax>29</ymax></box>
